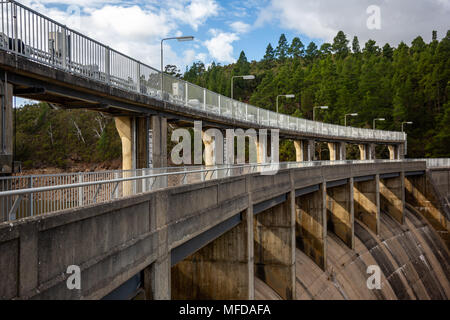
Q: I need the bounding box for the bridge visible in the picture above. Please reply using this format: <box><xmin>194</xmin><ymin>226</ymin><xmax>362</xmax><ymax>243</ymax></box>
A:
<box><xmin>0</xmin><ymin>1</ymin><xmax>406</xmax><ymax>176</ymax></box>
<box><xmin>0</xmin><ymin>1</ymin><xmax>449</xmax><ymax>300</ymax></box>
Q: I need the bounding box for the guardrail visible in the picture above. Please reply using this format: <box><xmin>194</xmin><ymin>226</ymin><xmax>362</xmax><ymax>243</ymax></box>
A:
<box><xmin>0</xmin><ymin>160</ymin><xmax>411</xmax><ymax>223</ymax></box>
<box><xmin>0</xmin><ymin>0</ymin><xmax>406</xmax><ymax>143</ymax></box>
<box><xmin>412</xmin><ymin>158</ymin><xmax>450</xmax><ymax>168</ymax></box>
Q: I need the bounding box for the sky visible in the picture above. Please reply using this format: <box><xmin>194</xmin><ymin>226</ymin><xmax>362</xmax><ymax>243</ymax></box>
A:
<box><xmin>16</xmin><ymin>0</ymin><xmax>450</xmax><ymax>73</ymax></box>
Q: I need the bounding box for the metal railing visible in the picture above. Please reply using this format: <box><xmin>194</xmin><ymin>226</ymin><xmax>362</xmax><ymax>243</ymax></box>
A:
<box><xmin>411</xmin><ymin>158</ymin><xmax>450</xmax><ymax>168</ymax></box>
<box><xmin>0</xmin><ymin>0</ymin><xmax>406</xmax><ymax>143</ymax></box>
<box><xmin>0</xmin><ymin>160</ymin><xmax>411</xmax><ymax>223</ymax></box>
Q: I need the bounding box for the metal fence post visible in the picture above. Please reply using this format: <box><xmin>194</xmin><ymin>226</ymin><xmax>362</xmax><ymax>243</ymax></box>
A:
<box><xmin>78</xmin><ymin>173</ymin><xmax>83</xmax><ymax>206</ymax></box>
<box><xmin>105</xmin><ymin>47</ymin><xmax>110</xmax><ymax>84</ymax></box>
<box><xmin>203</xmin><ymin>89</ymin><xmax>206</xmax><ymax>111</ymax></box>
<box><xmin>29</xmin><ymin>176</ymin><xmax>33</xmax><ymax>216</ymax></box>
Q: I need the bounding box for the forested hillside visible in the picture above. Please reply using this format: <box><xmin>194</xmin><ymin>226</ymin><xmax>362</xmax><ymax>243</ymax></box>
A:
<box><xmin>13</xmin><ymin>30</ymin><xmax>449</xmax><ymax>169</ymax></box>
<box><xmin>184</xmin><ymin>30</ymin><xmax>450</xmax><ymax>158</ymax></box>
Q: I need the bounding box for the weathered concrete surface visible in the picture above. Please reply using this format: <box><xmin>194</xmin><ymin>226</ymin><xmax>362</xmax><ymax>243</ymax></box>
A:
<box><xmin>295</xmin><ymin>209</ymin><xmax>450</xmax><ymax>300</ymax></box>
<box><xmin>171</xmin><ymin>211</ymin><xmax>252</xmax><ymax>300</ymax></box>
<box><xmin>296</xmin><ymin>184</ymin><xmax>327</xmax><ymax>270</ymax></box>
<box><xmin>254</xmin><ymin>190</ymin><xmax>296</xmax><ymax>300</ymax></box>
<box><xmin>0</xmin><ymin>161</ymin><xmax>430</xmax><ymax>300</ymax></box>
<box><xmin>353</xmin><ymin>177</ymin><xmax>380</xmax><ymax>235</ymax></box>
<box><xmin>380</xmin><ymin>175</ymin><xmax>405</xmax><ymax>224</ymax></box>
<box><xmin>406</xmin><ymin>172</ymin><xmax>449</xmax><ymax>247</ymax></box>
<box><xmin>0</xmin><ymin>83</ymin><xmax>13</xmax><ymax>174</ymax></box>
<box><xmin>327</xmin><ymin>180</ymin><xmax>354</xmax><ymax>249</ymax></box>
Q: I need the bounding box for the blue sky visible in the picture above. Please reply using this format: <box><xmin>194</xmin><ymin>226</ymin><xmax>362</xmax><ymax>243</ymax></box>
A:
<box><xmin>18</xmin><ymin>0</ymin><xmax>450</xmax><ymax>72</ymax></box>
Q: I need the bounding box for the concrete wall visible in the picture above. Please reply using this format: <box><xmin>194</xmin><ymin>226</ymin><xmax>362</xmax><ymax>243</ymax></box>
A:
<box><xmin>0</xmin><ymin>83</ymin><xmax>13</xmax><ymax>174</ymax></box>
<box><xmin>0</xmin><ymin>161</ymin><xmax>432</xmax><ymax>300</ymax></box>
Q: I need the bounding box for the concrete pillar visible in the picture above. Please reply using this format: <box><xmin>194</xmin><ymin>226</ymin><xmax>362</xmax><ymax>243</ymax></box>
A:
<box><xmin>0</xmin><ymin>83</ymin><xmax>13</xmax><ymax>174</ymax></box>
<box><xmin>171</xmin><ymin>210</ymin><xmax>253</xmax><ymax>300</ymax></box>
<box><xmin>150</xmin><ymin>116</ymin><xmax>167</xmax><ymax>168</ymax></box>
<box><xmin>359</xmin><ymin>144</ymin><xmax>376</xmax><ymax>160</ymax></box>
<box><xmin>294</xmin><ymin>140</ymin><xmax>302</xmax><ymax>162</ymax></box>
<box><xmin>307</xmin><ymin>140</ymin><xmax>315</xmax><ymax>161</ymax></box>
<box><xmin>328</xmin><ymin>142</ymin><xmax>346</xmax><ymax>161</ymax></box>
<box><xmin>296</xmin><ymin>183</ymin><xmax>327</xmax><ymax>270</ymax></box>
<box><xmin>379</xmin><ymin>173</ymin><xmax>405</xmax><ymax>224</ymax></box>
<box><xmin>328</xmin><ymin>142</ymin><xmax>337</xmax><ymax>161</ymax></box>
<box><xmin>294</xmin><ymin>140</ymin><xmax>313</xmax><ymax>162</ymax></box>
<box><xmin>254</xmin><ymin>191</ymin><xmax>296</xmax><ymax>300</ymax></box>
<box><xmin>326</xmin><ymin>180</ymin><xmax>354</xmax><ymax>249</ymax></box>
<box><xmin>353</xmin><ymin>176</ymin><xmax>380</xmax><ymax>235</ymax></box>
<box><xmin>115</xmin><ymin>115</ymin><xmax>167</xmax><ymax>170</ymax></box>
<box><xmin>143</xmin><ymin>191</ymin><xmax>171</xmax><ymax>300</ymax></box>
<box><xmin>388</xmin><ymin>145</ymin><xmax>397</xmax><ymax>160</ymax></box>
<box><xmin>202</xmin><ymin>131</ymin><xmax>214</xmax><ymax>166</ymax></box>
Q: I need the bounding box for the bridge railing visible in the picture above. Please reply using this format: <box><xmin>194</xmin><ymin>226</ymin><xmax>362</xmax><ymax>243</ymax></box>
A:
<box><xmin>0</xmin><ymin>160</ymin><xmax>414</xmax><ymax>223</ymax></box>
<box><xmin>0</xmin><ymin>0</ymin><xmax>405</xmax><ymax>143</ymax></box>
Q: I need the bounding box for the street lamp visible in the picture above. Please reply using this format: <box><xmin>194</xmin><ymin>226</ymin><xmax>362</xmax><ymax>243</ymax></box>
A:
<box><xmin>344</xmin><ymin>113</ymin><xmax>358</xmax><ymax>127</ymax></box>
<box><xmin>231</xmin><ymin>75</ymin><xmax>255</xmax><ymax>100</ymax></box>
<box><xmin>373</xmin><ymin>118</ymin><xmax>385</xmax><ymax>129</ymax></box>
<box><xmin>276</xmin><ymin>94</ymin><xmax>295</xmax><ymax>125</ymax></box>
<box><xmin>161</xmin><ymin>36</ymin><xmax>194</xmax><ymax>96</ymax></box>
<box><xmin>313</xmin><ymin>106</ymin><xmax>328</xmax><ymax>121</ymax></box>
<box><xmin>401</xmin><ymin>121</ymin><xmax>413</xmax><ymax>132</ymax></box>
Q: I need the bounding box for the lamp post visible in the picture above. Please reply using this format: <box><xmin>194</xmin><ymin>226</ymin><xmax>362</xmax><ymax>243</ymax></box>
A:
<box><xmin>373</xmin><ymin>118</ymin><xmax>385</xmax><ymax>129</ymax></box>
<box><xmin>401</xmin><ymin>121</ymin><xmax>413</xmax><ymax>132</ymax></box>
<box><xmin>231</xmin><ymin>75</ymin><xmax>255</xmax><ymax>100</ymax></box>
<box><xmin>276</xmin><ymin>94</ymin><xmax>295</xmax><ymax>125</ymax></box>
<box><xmin>313</xmin><ymin>106</ymin><xmax>328</xmax><ymax>121</ymax></box>
<box><xmin>344</xmin><ymin>113</ymin><xmax>358</xmax><ymax>127</ymax></box>
<box><xmin>161</xmin><ymin>36</ymin><xmax>194</xmax><ymax>96</ymax></box>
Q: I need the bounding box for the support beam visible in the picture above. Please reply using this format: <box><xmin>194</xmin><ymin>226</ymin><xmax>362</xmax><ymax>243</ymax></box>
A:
<box><xmin>359</xmin><ymin>143</ymin><xmax>376</xmax><ymax>160</ymax></box>
<box><xmin>171</xmin><ymin>210</ymin><xmax>253</xmax><ymax>300</ymax></box>
<box><xmin>388</xmin><ymin>144</ymin><xmax>404</xmax><ymax>160</ymax></box>
<box><xmin>405</xmin><ymin>174</ymin><xmax>449</xmax><ymax>246</ymax></box>
<box><xmin>327</xmin><ymin>142</ymin><xmax>346</xmax><ymax>161</ymax></box>
<box><xmin>326</xmin><ymin>180</ymin><xmax>354</xmax><ymax>249</ymax></box>
<box><xmin>353</xmin><ymin>176</ymin><xmax>380</xmax><ymax>234</ymax></box>
<box><xmin>0</xmin><ymin>82</ymin><xmax>13</xmax><ymax>174</ymax></box>
<box><xmin>293</xmin><ymin>140</ymin><xmax>313</xmax><ymax>162</ymax></box>
<box><xmin>296</xmin><ymin>183</ymin><xmax>327</xmax><ymax>270</ymax></box>
<box><xmin>254</xmin><ymin>191</ymin><xmax>296</xmax><ymax>300</ymax></box>
<box><xmin>379</xmin><ymin>173</ymin><xmax>405</xmax><ymax>224</ymax></box>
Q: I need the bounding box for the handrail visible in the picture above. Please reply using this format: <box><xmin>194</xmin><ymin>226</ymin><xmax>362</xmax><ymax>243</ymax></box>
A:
<box><xmin>0</xmin><ymin>0</ymin><xmax>406</xmax><ymax>143</ymax></box>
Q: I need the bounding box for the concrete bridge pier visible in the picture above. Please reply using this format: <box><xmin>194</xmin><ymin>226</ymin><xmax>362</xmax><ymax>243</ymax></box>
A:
<box><xmin>115</xmin><ymin>115</ymin><xmax>167</xmax><ymax>170</ymax></box>
<box><xmin>326</xmin><ymin>179</ymin><xmax>354</xmax><ymax>249</ymax></box>
<box><xmin>254</xmin><ymin>190</ymin><xmax>296</xmax><ymax>300</ymax></box>
<box><xmin>296</xmin><ymin>183</ymin><xmax>327</xmax><ymax>270</ymax></box>
<box><xmin>327</xmin><ymin>142</ymin><xmax>346</xmax><ymax>161</ymax></box>
<box><xmin>379</xmin><ymin>173</ymin><xmax>405</xmax><ymax>224</ymax></box>
<box><xmin>353</xmin><ymin>176</ymin><xmax>380</xmax><ymax>234</ymax></box>
<box><xmin>388</xmin><ymin>144</ymin><xmax>405</xmax><ymax>160</ymax></box>
<box><xmin>293</xmin><ymin>140</ymin><xmax>315</xmax><ymax>162</ymax></box>
<box><xmin>0</xmin><ymin>82</ymin><xmax>13</xmax><ymax>175</ymax></box>
<box><xmin>359</xmin><ymin>143</ymin><xmax>376</xmax><ymax>160</ymax></box>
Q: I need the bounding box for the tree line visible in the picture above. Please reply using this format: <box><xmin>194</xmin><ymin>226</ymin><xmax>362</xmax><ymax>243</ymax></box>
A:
<box><xmin>14</xmin><ymin>30</ymin><xmax>449</xmax><ymax>169</ymax></box>
<box><xmin>184</xmin><ymin>30</ymin><xmax>450</xmax><ymax>158</ymax></box>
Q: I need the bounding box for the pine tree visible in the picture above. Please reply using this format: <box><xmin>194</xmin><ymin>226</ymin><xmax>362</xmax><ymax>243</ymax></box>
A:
<box><xmin>275</xmin><ymin>34</ymin><xmax>289</xmax><ymax>61</ymax></box>
<box><xmin>305</xmin><ymin>42</ymin><xmax>318</xmax><ymax>63</ymax></box>
<box><xmin>352</xmin><ymin>36</ymin><xmax>361</xmax><ymax>54</ymax></box>
<box><xmin>289</xmin><ymin>37</ymin><xmax>304</xmax><ymax>58</ymax></box>
<box><xmin>332</xmin><ymin>31</ymin><xmax>350</xmax><ymax>58</ymax></box>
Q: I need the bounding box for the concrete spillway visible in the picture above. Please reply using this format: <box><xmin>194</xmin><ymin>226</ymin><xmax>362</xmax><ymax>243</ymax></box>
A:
<box><xmin>256</xmin><ymin>207</ymin><xmax>449</xmax><ymax>300</ymax></box>
<box><xmin>256</xmin><ymin>209</ymin><xmax>449</xmax><ymax>300</ymax></box>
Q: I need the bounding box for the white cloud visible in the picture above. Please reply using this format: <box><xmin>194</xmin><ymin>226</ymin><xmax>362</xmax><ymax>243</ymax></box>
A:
<box><xmin>258</xmin><ymin>0</ymin><xmax>450</xmax><ymax>46</ymax></box>
<box><xmin>230</xmin><ymin>21</ymin><xmax>252</xmax><ymax>34</ymax></box>
<box><xmin>167</xmin><ymin>0</ymin><xmax>220</xmax><ymax>31</ymax></box>
<box><xmin>204</xmin><ymin>30</ymin><xmax>239</xmax><ymax>63</ymax></box>
<box><xmin>19</xmin><ymin>0</ymin><xmax>221</xmax><ymax>70</ymax></box>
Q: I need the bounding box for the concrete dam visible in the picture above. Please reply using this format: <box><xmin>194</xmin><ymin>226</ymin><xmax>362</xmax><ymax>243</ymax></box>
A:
<box><xmin>1</xmin><ymin>161</ymin><xmax>449</xmax><ymax>300</ymax></box>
